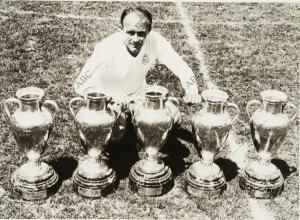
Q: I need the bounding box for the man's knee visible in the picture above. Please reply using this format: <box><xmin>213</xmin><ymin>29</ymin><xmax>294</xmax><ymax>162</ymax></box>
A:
<box><xmin>165</xmin><ymin>100</ymin><xmax>181</xmax><ymax>126</ymax></box>
<box><xmin>110</xmin><ymin>112</ymin><xmax>127</xmax><ymax>142</ymax></box>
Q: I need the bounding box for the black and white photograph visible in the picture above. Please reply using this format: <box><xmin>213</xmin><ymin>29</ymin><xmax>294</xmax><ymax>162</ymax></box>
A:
<box><xmin>0</xmin><ymin>0</ymin><xmax>299</xmax><ymax>219</ymax></box>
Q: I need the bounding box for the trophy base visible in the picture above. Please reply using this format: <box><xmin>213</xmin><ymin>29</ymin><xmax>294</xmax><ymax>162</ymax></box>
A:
<box><xmin>73</xmin><ymin>168</ymin><xmax>117</xmax><ymax>198</ymax></box>
<box><xmin>129</xmin><ymin>159</ymin><xmax>173</xmax><ymax>196</ymax></box>
<box><xmin>11</xmin><ymin>162</ymin><xmax>58</xmax><ymax>201</ymax></box>
<box><xmin>185</xmin><ymin>161</ymin><xmax>226</xmax><ymax>197</ymax></box>
<box><xmin>239</xmin><ymin>161</ymin><xmax>284</xmax><ymax>199</ymax></box>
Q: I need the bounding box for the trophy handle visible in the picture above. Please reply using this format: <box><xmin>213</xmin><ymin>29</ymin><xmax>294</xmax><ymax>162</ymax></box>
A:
<box><xmin>246</xmin><ymin>99</ymin><xmax>262</xmax><ymax>119</ymax></box>
<box><xmin>41</xmin><ymin>100</ymin><xmax>59</xmax><ymax>117</ymax></box>
<box><xmin>224</xmin><ymin>102</ymin><xmax>239</xmax><ymax>123</ymax></box>
<box><xmin>165</xmin><ymin>96</ymin><xmax>179</xmax><ymax>107</ymax></box>
<box><xmin>69</xmin><ymin>97</ymin><xmax>85</xmax><ymax>119</ymax></box>
<box><xmin>165</xmin><ymin>96</ymin><xmax>180</xmax><ymax>124</ymax></box>
<box><xmin>127</xmin><ymin>96</ymin><xmax>144</xmax><ymax>116</ymax></box>
<box><xmin>107</xmin><ymin>103</ymin><xmax>122</xmax><ymax>122</ymax></box>
<box><xmin>41</xmin><ymin>100</ymin><xmax>59</xmax><ymax>143</ymax></box>
<box><xmin>283</xmin><ymin>102</ymin><xmax>297</xmax><ymax>122</ymax></box>
<box><xmin>2</xmin><ymin>97</ymin><xmax>21</xmax><ymax>119</ymax></box>
<box><xmin>180</xmin><ymin>97</ymin><xmax>202</xmax><ymax>118</ymax></box>
<box><xmin>79</xmin><ymin>129</ymin><xmax>87</xmax><ymax>147</ymax></box>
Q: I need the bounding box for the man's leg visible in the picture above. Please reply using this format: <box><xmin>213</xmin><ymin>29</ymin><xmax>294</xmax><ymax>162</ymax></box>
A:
<box><xmin>110</xmin><ymin>104</ymin><xmax>127</xmax><ymax>142</ymax></box>
<box><xmin>109</xmin><ymin>86</ymin><xmax>144</xmax><ymax>143</ymax></box>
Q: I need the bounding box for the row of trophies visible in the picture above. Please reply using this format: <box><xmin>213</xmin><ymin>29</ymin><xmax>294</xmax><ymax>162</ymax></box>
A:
<box><xmin>2</xmin><ymin>85</ymin><xmax>296</xmax><ymax>201</ymax></box>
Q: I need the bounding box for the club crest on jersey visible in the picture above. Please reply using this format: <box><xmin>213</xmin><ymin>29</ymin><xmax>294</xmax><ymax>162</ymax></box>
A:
<box><xmin>142</xmin><ymin>54</ymin><xmax>149</xmax><ymax>65</ymax></box>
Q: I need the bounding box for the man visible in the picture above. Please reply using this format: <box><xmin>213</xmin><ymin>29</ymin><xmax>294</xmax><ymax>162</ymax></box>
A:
<box><xmin>74</xmin><ymin>7</ymin><xmax>202</xmax><ymax>141</ymax></box>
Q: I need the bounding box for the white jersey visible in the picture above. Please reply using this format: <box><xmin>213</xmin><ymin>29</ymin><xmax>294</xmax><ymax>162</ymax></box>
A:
<box><xmin>74</xmin><ymin>30</ymin><xmax>198</xmax><ymax>96</ymax></box>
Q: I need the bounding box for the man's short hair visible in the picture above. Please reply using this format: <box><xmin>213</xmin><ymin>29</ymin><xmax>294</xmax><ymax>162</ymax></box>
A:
<box><xmin>120</xmin><ymin>7</ymin><xmax>152</xmax><ymax>32</ymax></box>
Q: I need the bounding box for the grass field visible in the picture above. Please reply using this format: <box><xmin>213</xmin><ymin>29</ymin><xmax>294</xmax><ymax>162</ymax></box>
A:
<box><xmin>0</xmin><ymin>1</ymin><xmax>299</xmax><ymax>219</ymax></box>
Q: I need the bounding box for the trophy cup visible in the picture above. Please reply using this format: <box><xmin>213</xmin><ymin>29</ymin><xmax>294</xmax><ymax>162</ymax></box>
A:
<box><xmin>185</xmin><ymin>89</ymin><xmax>239</xmax><ymax>197</ymax></box>
<box><xmin>2</xmin><ymin>87</ymin><xmax>59</xmax><ymax>200</ymax></box>
<box><xmin>129</xmin><ymin>85</ymin><xmax>179</xmax><ymax>196</ymax></box>
<box><xmin>240</xmin><ymin>90</ymin><xmax>296</xmax><ymax>199</ymax></box>
<box><xmin>69</xmin><ymin>87</ymin><xmax>120</xmax><ymax>198</ymax></box>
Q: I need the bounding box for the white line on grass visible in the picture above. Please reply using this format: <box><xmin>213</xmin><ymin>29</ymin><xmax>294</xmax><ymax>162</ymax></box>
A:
<box><xmin>175</xmin><ymin>1</ymin><xmax>248</xmax><ymax>169</ymax></box>
<box><xmin>176</xmin><ymin>2</ymin><xmax>276</xmax><ymax>220</ymax></box>
<box><xmin>248</xmin><ymin>199</ymin><xmax>275</xmax><ymax>220</ymax></box>
<box><xmin>175</xmin><ymin>2</ymin><xmax>216</xmax><ymax>89</ymax></box>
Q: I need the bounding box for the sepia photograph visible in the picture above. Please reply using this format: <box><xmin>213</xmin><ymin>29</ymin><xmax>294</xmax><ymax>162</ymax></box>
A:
<box><xmin>0</xmin><ymin>0</ymin><xmax>299</xmax><ymax>219</ymax></box>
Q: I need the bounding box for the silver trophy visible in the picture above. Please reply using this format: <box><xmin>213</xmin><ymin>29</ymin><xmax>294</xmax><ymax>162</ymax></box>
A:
<box><xmin>69</xmin><ymin>87</ymin><xmax>120</xmax><ymax>198</ymax></box>
<box><xmin>129</xmin><ymin>85</ymin><xmax>179</xmax><ymax>196</ymax></box>
<box><xmin>3</xmin><ymin>87</ymin><xmax>59</xmax><ymax>200</ymax></box>
<box><xmin>185</xmin><ymin>89</ymin><xmax>239</xmax><ymax>197</ymax></box>
<box><xmin>240</xmin><ymin>90</ymin><xmax>297</xmax><ymax>199</ymax></box>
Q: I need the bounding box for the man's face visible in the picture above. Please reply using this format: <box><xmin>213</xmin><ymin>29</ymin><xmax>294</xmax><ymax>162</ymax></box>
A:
<box><xmin>122</xmin><ymin>12</ymin><xmax>149</xmax><ymax>57</ymax></box>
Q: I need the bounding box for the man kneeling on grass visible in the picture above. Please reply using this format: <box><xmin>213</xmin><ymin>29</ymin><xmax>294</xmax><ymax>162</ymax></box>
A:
<box><xmin>74</xmin><ymin>7</ymin><xmax>202</xmax><ymax>141</ymax></box>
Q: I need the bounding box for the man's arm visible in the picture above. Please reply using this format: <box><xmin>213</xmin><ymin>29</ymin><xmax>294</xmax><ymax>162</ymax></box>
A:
<box><xmin>155</xmin><ymin>33</ymin><xmax>199</xmax><ymax>95</ymax></box>
<box><xmin>74</xmin><ymin>43</ymin><xmax>107</xmax><ymax>96</ymax></box>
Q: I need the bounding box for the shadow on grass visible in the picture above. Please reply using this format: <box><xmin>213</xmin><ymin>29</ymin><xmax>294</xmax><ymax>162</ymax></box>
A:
<box><xmin>271</xmin><ymin>158</ymin><xmax>297</xmax><ymax>179</ymax></box>
<box><xmin>4</xmin><ymin>157</ymin><xmax>77</xmax><ymax>200</ymax></box>
<box><xmin>107</xmin><ymin>115</ymin><xmax>139</xmax><ymax>180</ymax></box>
<box><xmin>48</xmin><ymin>156</ymin><xmax>78</xmax><ymax>194</ymax></box>
<box><xmin>107</xmin><ymin>118</ymin><xmax>192</xmax><ymax>179</ymax></box>
<box><xmin>215</xmin><ymin>158</ymin><xmax>239</xmax><ymax>182</ymax></box>
<box><xmin>161</xmin><ymin>127</ymin><xmax>192</xmax><ymax>177</ymax></box>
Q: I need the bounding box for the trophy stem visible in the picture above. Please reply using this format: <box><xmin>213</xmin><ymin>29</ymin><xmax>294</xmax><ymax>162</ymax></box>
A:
<box><xmin>12</xmin><ymin>150</ymin><xmax>58</xmax><ymax>201</ymax></box>
<box><xmin>239</xmin><ymin>161</ymin><xmax>284</xmax><ymax>199</ymax></box>
<box><xmin>185</xmin><ymin>149</ymin><xmax>226</xmax><ymax>197</ymax></box>
<box><xmin>129</xmin><ymin>149</ymin><xmax>173</xmax><ymax>196</ymax></box>
<box><xmin>89</xmin><ymin>155</ymin><xmax>100</xmax><ymax>164</ymax></box>
<box><xmin>141</xmin><ymin>151</ymin><xmax>164</xmax><ymax>174</ymax></box>
<box><xmin>27</xmin><ymin>150</ymin><xmax>42</xmax><ymax>168</ymax></box>
<box><xmin>201</xmin><ymin>150</ymin><xmax>215</xmax><ymax>166</ymax></box>
<box><xmin>146</xmin><ymin>153</ymin><xmax>159</xmax><ymax>164</ymax></box>
<box><xmin>147</xmin><ymin>153</ymin><xmax>157</xmax><ymax>160</ymax></box>
<box><xmin>73</xmin><ymin>147</ymin><xmax>117</xmax><ymax>198</ymax></box>
<box><xmin>240</xmin><ymin>151</ymin><xmax>284</xmax><ymax>199</ymax></box>
<box><xmin>28</xmin><ymin>158</ymin><xmax>41</xmax><ymax>168</ymax></box>
<box><xmin>88</xmin><ymin>154</ymin><xmax>108</xmax><ymax>171</ymax></box>
<box><xmin>85</xmin><ymin>147</ymin><xmax>109</xmax><ymax>172</ymax></box>
<box><xmin>258</xmin><ymin>151</ymin><xmax>271</xmax><ymax>166</ymax></box>
<box><xmin>88</xmin><ymin>147</ymin><xmax>100</xmax><ymax>161</ymax></box>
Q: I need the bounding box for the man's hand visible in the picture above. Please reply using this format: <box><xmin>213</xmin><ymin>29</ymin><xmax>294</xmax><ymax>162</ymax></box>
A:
<box><xmin>183</xmin><ymin>92</ymin><xmax>202</xmax><ymax>105</ymax></box>
<box><xmin>111</xmin><ymin>95</ymin><xmax>128</xmax><ymax>111</ymax></box>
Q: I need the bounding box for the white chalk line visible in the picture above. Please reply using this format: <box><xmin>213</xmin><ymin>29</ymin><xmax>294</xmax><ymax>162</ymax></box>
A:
<box><xmin>176</xmin><ymin>1</ymin><xmax>248</xmax><ymax>169</ymax></box>
<box><xmin>248</xmin><ymin>199</ymin><xmax>275</xmax><ymax>220</ymax></box>
<box><xmin>177</xmin><ymin>2</ymin><xmax>275</xmax><ymax>220</ymax></box>
<box><xmin>176</xmin><ymin>2</ymin><xmax>217</xmax><ymax>90</ymax></box>
<box><xmin>0</xmin><ymin>9</ymin><xmax>299</xmax><ymax>26</ymax></box>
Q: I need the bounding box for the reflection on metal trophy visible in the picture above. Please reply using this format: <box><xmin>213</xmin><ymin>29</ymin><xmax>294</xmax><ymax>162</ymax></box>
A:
<box><xmin>129</xmin><ymin>85</ymin><xmax>179</xmax><ymax>196</ymax></box>
<box><xmin>3</xmin><ymin>87</ymin><xmax>59</xmax><ymax>200</ymax></box>
<box><xmin>185</xmin><ymin>89</ymin><xmax>239</xmax><ymax>197</ymax></box>
<box><xmin>240</xmin><ymin>90</ymin><xmax>296</xmax><ymax>199</ymax></box>
<box><xmin>69</xmin><ymin>87</ymin><xmax>120</xmax><ymax>198</ymax></box>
